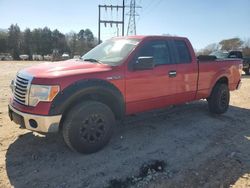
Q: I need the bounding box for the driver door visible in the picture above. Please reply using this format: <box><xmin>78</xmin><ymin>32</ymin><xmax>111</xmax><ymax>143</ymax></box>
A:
<box><xmin>125</xmin><ymin>39</ymin><xmax>177</xmax><ymax>114</ymax></box>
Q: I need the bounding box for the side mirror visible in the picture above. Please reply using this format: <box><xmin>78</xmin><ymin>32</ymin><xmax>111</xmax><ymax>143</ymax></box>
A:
<box><xmin>133</xmin><ymin>56</ymin><xmax>154</xmax><ymax>70</ymax></box>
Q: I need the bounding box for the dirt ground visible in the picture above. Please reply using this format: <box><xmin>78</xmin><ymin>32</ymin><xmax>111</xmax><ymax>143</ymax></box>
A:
<box><xmin>0</xmin><ymin>61</ymin><xmax>250</xmax><ymax>188</ymax></box>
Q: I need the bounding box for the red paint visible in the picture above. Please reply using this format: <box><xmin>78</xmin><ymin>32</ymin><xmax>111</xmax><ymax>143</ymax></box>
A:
<box><xmin>9</xmin><ymin>36</ymin><xmax>242</xmax><ymax>116</ymax></box>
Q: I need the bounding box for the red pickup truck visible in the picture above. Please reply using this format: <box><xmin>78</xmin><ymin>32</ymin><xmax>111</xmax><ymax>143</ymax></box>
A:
<box><xmin>9</xmin><ymin>36</ymin><xmax>242</xmax><ymax>153</ymax></box>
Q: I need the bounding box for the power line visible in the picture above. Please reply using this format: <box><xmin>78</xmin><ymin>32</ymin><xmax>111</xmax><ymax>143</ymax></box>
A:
<box><xmin>141</xmin><ymin>0</ymin><xmax>163</xmax><ymax>16</ymax></box>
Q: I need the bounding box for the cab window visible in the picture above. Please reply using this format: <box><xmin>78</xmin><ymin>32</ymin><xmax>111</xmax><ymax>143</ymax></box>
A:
<box><xmin>174</xmin><ymin>40</ymin><xmax>191</xmax><ymax>63</ymax></box>
<box><xmin>137</xmin><ymin>40</ymin><xmax>172</xmax><ymax>65</ymax></box>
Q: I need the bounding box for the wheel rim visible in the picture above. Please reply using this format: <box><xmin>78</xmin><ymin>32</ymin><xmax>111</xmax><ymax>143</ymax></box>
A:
<box><xmin>220</xmin><ymin>90</ymin><xmax>228</xmax><ymax>109</ymax></box>
<box><xmin>79</xmin><ymin>114</ymin><xmax>106</xmax><ymax>143</ymax></box>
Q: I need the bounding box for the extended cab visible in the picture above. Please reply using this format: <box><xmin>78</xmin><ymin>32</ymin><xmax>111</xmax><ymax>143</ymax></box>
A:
<box><xmin>8</xmin><ymin>36</ymin><xmax>242</xmax><ymax>153</ymax></box>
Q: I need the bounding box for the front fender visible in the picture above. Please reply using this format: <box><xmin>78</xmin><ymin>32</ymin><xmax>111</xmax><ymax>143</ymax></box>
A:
<box><xmin>48</xmin><ymin>79</ymin><xmax>125</xmax><ymax>119</ymax></box>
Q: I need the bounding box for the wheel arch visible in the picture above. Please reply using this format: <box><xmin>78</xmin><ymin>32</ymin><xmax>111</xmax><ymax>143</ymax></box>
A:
<box><xmin>208</xmin><ymin>76</ymin><xmax>229</xmax><ymax>98</ymax></box>
<box><xmin>215</xmin><ymin>76</ymin><xmax>228</xmax><ymax>85</ymax></box>
<box><xmin>49</xmin><ymin>79</ymin><xmax>125</xmax><ymax>128</ymax></box>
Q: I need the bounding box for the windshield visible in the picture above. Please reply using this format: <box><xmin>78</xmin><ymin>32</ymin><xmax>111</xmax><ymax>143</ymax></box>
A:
<box><xmin>81</xmin><ymin>38</ymin><xmax>141</xmax><ymax>66</ymax></box>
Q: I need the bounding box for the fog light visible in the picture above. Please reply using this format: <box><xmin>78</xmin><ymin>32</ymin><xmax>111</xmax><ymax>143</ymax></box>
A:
<box><xmin>29</xmin><ymin>119</ymin><xmax>38</xmax><ymax>128</ymax></box>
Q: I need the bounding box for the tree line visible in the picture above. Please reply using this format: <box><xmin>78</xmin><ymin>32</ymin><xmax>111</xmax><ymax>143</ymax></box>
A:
<box><xmin>198</xmin><ymin>37</ymin><xmax>250</xmax><ymax>56</ymax></box>
<box><xmin>0</xmin><ymin>24</ymin><xmax>98</xmax><ymax>60</ymax></box>
<box><xmin>1</xmin><ymin>24</ymin><xmax>250</xmax><ymax>60</ymax></box>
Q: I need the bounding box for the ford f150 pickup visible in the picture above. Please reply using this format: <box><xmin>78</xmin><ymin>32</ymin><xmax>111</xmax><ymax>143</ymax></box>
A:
<box><xmin>8</xmin><ymin>36</ymin><xmax>242</xmax><ymax>153</ymax></box>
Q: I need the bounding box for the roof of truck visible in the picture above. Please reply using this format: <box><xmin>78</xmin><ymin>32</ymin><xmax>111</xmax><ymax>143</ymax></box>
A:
<box><xmin>113</xmin><ymin>35</ymin><xmax>188</xmax><ymax>41</ymax></box>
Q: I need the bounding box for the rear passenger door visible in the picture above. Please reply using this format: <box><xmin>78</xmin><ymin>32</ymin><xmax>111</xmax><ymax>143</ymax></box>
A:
<box><xmin>173</xmin><ymin>39</ymin><xmax>198</xmax><ymax>103</ymax></box>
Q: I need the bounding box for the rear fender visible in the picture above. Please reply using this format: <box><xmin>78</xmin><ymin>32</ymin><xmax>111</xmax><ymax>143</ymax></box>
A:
<box><xmin>208</xmin><ymin>71</ymin><xmax>229</xmax><ymax>97</ymax></box>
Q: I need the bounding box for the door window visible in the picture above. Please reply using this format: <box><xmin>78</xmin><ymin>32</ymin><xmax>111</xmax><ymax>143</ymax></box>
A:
<box><xmin>137</xmin><ymin>40</ymin><xmax>172</xmax><ymax>65</ymax></box>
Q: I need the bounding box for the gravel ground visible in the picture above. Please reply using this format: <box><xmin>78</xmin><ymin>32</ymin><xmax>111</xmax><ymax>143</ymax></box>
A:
<box><xmin>0</xmin><ymin>61</ymin><xmax>250</xmax><ymax>188</ymax></box>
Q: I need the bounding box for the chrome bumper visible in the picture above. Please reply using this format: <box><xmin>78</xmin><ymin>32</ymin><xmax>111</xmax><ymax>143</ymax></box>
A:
<box><xmin>8</xmin><ymin>105</ymin><xmax>62</xmax><ymax>133</ymax></box>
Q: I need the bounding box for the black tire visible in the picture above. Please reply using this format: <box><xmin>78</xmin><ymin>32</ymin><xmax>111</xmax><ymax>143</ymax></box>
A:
<box><xmin>207</xmin><ymin>84</ymin><xmax>230</xmax><ymax>114</ymax></box>
<box><xmin>62</xmin><ymin>101</ymin><xmax>115</xmax><ymax>154</ymax></box>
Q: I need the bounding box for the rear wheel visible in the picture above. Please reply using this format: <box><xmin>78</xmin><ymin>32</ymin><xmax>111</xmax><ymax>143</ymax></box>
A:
<box><xmin>207</xmin><ymin>84</ymin><xmax>230</xmax><ymax>114</ymax></box>
<box><xmin>62</xmin><ymin>101</ymin><xmax>115</xmax><ymax>154</ymax></box>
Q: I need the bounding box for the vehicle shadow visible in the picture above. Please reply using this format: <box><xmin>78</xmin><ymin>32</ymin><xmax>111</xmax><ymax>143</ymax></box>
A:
<box><xmin>5</xmin><ymin>101</ymin><xmax>250</xmax><ymax>188</ymax></box>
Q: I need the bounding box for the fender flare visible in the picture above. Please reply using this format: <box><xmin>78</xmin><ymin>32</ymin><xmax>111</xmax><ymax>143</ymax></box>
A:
<box><xmin>49</xmin><ymin>79</ymin><xmax>125</xmax><ymax>120</ymax></box>
<box><xmin>208</xmin><ymin>71</ymin><xmax>229</xmax><ymax>97</ymax></box>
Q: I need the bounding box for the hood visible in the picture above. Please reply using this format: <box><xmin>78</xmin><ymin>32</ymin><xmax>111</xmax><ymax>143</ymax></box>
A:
<box><xmin>22</xmin><ymin>59</ymin><xmax>112</xmax><ymax>78</ymax></box>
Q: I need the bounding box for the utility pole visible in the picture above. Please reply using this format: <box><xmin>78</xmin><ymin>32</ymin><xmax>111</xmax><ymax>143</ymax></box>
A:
<box><xmin>122</xmin><ymin>0</ymin><xmax>125</xmax><ymax>36</ymax></box>
<box><xmin>98</xmin><ymin>0</ymin><xmax>125</xmax><ymax>44</ymax></box>
<box><xmin>127</xmin><ymin>0</ymin><xmax>141</xmax><ymax>35</ymax></box>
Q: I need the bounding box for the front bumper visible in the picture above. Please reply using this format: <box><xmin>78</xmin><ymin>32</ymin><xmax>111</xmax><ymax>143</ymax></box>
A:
<box><xmin>8</xmin><ymin>105</ymin><xmax>62</xmax><ymax>133</ymax></box>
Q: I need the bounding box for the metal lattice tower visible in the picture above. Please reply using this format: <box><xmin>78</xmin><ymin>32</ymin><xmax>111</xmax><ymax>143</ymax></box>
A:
<box><xmin>127</xmin><ymin>0</ymin><xmax>137</xmax><ymax>35</ymax></box>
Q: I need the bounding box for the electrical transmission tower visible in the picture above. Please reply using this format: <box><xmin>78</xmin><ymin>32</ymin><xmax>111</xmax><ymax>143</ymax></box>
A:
<box><xmin>127</xmin><ymin>0</ymin><xmax>141</xmax><ymax>35</ymax></box>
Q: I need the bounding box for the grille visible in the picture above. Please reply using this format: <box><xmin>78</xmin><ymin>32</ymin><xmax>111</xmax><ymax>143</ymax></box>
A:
<box><xmin>13</xmin><ymin>74</ymin><xmax>31</xmax><ymax>105</ymax></box>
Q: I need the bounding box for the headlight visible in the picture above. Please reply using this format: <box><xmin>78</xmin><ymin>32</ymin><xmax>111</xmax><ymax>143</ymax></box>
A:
<box><xmin>29</xmin><ymin>85</ymin><xmax>60</xmax><ymax>107</ymax></box>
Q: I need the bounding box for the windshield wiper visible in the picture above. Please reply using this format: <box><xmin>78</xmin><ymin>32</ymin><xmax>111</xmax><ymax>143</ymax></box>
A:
<box><xmin>83</xmin><ymin>58</ymin><xmax>102</xmax><ymax>64</ymax></box>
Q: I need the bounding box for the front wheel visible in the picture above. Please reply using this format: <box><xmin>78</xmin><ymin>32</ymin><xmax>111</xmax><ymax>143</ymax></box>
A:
<box><xmin>207</xmin><ymin>84</ymin><xmax>230</xmax><ymax>114</ymax></box>
<box><xmin>62</xmin><ymin>101</ymin><xmax>115</xmax><ymax>154</ymax></box>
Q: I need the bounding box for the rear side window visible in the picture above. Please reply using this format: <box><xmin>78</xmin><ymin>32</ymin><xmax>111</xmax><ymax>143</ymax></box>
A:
<box><xmin>174</xmin><ymin>40</ymin><xmax>191</xmax><ymax>63</ymax></box>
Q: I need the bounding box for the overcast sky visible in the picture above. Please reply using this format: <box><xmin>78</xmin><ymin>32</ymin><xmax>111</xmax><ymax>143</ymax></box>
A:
<box><xmin>0</xmin><ymin>0</ymin><xmax>249</xmax><ymax>50</ymax></box>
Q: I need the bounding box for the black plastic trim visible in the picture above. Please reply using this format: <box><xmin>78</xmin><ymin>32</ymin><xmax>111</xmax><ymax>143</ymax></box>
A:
<box><xmin>48</xmin><ymin>79</ymin><xmax>125</xmax><ymax>120</ymax></box>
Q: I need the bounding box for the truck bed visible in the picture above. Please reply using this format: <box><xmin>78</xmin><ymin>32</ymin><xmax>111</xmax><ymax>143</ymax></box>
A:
<box><xmin>196</xmin><ymin>58</ymin><xmax>242</xmax><ymax>99</ymax></box>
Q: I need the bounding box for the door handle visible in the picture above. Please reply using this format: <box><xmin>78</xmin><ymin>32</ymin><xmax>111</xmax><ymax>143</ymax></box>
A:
<box><xmin>168</xmin><ymin>70</ymin><xmax>177</xmax><ymax>77</ymax></box>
